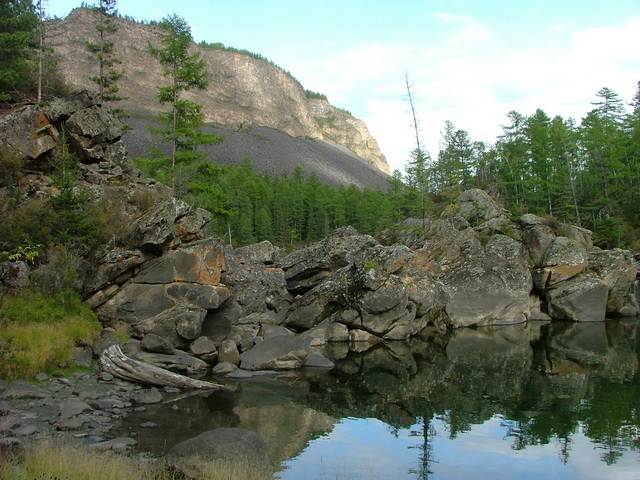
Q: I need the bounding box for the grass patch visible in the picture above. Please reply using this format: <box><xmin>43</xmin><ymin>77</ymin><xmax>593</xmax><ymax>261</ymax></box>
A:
<box><xmin>2</xmin><ymin>438</ymin><xmax>271</xmax><ymax>480</ymax></box>
<box><xmin>2</xmin><ymin>439</ymin><xmax>176</xmax><ymax>480</ymax></box>
<box><xmin>0</xmin><ymin>290</ymin><xmax>101</xmax><ymax>380</ymax></box>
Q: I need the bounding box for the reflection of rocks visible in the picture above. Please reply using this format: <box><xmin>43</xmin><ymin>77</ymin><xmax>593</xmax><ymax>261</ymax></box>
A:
<box><xmin>541</xmin><ymin>320</ymin><xmax>638</xmax><ymax>382</ymax></box>
<box><xmin>167</xmin><ymin>428</ymin><xmax>271</xmax><ymax>480</ymax></box>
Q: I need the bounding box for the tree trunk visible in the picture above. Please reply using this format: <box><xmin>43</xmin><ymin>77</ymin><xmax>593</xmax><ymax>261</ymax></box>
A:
<box><xmin>99</xmin><ymin>344</ymin><xmax>229</xmax><ymax>390</ymax></box>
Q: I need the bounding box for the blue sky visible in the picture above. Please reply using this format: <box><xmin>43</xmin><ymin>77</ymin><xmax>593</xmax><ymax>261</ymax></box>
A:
<box><xmin>47</xmin><ymin>0</ymin><xmax>640</xmax><ymax>173</ymax></box>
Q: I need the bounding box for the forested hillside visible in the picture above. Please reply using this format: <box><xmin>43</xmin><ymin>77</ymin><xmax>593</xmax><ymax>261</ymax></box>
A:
<box><xmin>413</xmin><ymin>84</ymin><xmax>640</xmax><ymax>249</ymax></box>
<box><xmin>1</xmin><ymin>1</ymin><xmax>639</xmax><ymax>250</ymax></box>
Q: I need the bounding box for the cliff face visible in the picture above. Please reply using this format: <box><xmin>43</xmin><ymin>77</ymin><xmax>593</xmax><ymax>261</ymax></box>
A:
<box><xmin>48</xmin><ymin>8</ymin><xmax>390</xmax><ymax>174</ymax></box>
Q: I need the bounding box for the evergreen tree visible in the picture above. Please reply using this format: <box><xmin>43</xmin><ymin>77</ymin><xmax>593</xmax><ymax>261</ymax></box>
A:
<box><xmin>0</xmin><ymin>0</ymin><xmax>38</xmax><ymax>101</ymax></box>
<box><xmin>149</xmin><ymin>14</ymin><xmax>221</xmax><ymax>190</ymax></box>
<box><xmin>86</xmin><ymin>0</ymin><xmax>124</xmax><ymax>103</ymax></box>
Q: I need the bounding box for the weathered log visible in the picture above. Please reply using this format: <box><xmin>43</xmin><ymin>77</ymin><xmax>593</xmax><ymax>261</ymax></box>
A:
<box><xmin>99</xmin><ymin>344</ymin><xmax>229</xmax><ymax>390</ymax></box>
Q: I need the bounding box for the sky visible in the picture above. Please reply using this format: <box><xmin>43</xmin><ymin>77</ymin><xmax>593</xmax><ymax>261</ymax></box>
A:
<box><xmin>46</xmin><ymin>0</ymin><xmax>640</xmax><ymax>173</ymax></box>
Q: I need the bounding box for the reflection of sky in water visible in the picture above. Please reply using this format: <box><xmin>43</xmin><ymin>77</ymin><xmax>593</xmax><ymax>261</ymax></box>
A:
<box><xmin>276</xmin><ymin>415</ymin><xmax>640</xmax><ymax>480</ymax></box>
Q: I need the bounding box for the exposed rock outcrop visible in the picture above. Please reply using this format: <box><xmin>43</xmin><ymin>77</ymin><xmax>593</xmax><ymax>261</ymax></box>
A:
<box><xmin>1</xmin><ymin>97</ymin><xmax>637</xmax><ymax>385</ymax></box>
<box><xmin>47</xmin><ymin>8</ymin><xmax>390</xmax><ymax>174</ymax></box>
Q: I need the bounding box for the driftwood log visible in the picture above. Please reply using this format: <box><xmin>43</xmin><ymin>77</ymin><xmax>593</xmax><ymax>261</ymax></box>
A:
<box><xmin>99</xmin><ymin>344</ymin><xmax>229</xmax><ymax>390</ymax></box>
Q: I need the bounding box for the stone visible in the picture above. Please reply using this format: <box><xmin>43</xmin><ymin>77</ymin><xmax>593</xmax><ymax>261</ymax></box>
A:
<box><xmin>239</xmin><ymin>335</ymin><xmax>310</xmax><ymax>371</ymax></box>
<box><xmin>234</xmin><ymin>240</ymin><xmax>281</xmax><ymax>264</ymax></box>
<box><xmin>458</xmin><ymin>189</ymin><xmax>505</xmax><ymax>224</ymax></box>
<box><xmin>133</xmin><ymin>388</ymin><xmax>163</xmax><ymax>405</ymax></box>
<box><xmin>0</xmin><ymin>261</ymin><xmax>31</xmax><ymax>289</ymax></box>
<box><xmin>304</xmin><ymin>351</ymin><xmax>335</xmax><ymax>369</ymax></box>
<box><xmin>141</xmin><ymin>333</ymin><xmax>175</xmax><ymax>354</ymax></box>
<box><xmin>59</xmin><ymin>398</ymin><xmax>93</xmax><ymax>420</ymax></box>
<box><xmin>86</xmin><ymin>437</ymin><xmax>137</xmax><ymax>452</ymax></box>
<box><xmin>588</xmin><ymin>248</ymin><xmax>639</xmax><ymax>316</ymax></box>
<box><xmin>167</xmin><ymin>428</ymin><xmax>270</xmax><ymax>480</ymax></box>
<box><xmin>190</xmin><ymin>336</ymin><xmax>217</xmax><ymax>356</ymax></box>
<box><xmin>92</xmin><ymin>328</ymin><xmax>121</xmax><ymax>356</ymax></box>
<box><xmin>217</xmin><ymin>339</ymin><xmax>241</xmax><ymax>366</ymax></box>
<box><xmin>0</xmin><ymin>381</ymin><xmax>48</xmax><ymax>400</ymax></box>
<box><xmin>280</xmin><ymin>226</ymin><xmax>377</xmax><ymax>294</ymax></box>
<box><xmin>534</xmin><ymin>237</ymin><xmax>589</xmax><ymax>289</ymax></box>
<box><xmin>349</xmin><ymin>329</ymin><xmax>383</xmax><ymax>344</ymax></box>
<box><xmin>545</xmin><ymin>274</ymin><xmax>609</xmax><ymax>322</ymax></box>
<box><xmin>211</xmin><ymin>362</ymin><xmax>238</xmax><ymax>376</ymax></box>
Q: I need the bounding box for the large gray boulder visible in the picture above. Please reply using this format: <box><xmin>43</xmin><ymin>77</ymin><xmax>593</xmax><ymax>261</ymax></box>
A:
<box><xmin>588</xmin><ymin>248</ymin><xmax>639</xmax><ymax>316</ymax></box>
<box><xmin>280</xmin><ymin>226</ymin><xmax>377</xmax><ymax>293</ymax></box>
<box><xmin>533</xmin><ymin>237</ymin><xmax>589</xmax><ymax>290</ymax></box>
<box><xmin>131</xmin><ymin>198</ymin><xmax>213</xmax><ymax>253</ymax></box>
<box><xmin>167</xmin><ymin>428</ymin><xmax>270</xmax><ymax>480</ymax></box>
<box><xmin>239</xmin><ymin>335</ymin><xmax>313</xmax><ymax>371</ymax></box>
<box><xmin>441</xmin><ymin>234</ymin><xmax>533</xmax><ymax>328</ymax></box>
<box><xmin>458</xmin><ymin>188</ymin><xmax>506</xmax><ymax>224</ymax></box>
<box><xmin>544</xmin><ymin>274</ymin><xmax>608</xmax><ymax>322</ymax></box>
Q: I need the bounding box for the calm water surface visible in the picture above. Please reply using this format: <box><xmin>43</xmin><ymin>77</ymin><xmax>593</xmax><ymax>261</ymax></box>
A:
<box><xmin>113</xmin><ymin>319</ymin><xmax>640</xmax><ymax>479</ymax></box>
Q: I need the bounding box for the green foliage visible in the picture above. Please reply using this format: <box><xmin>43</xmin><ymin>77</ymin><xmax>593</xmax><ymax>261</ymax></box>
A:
<box><xmin>198</xmin><ymin>40</ymin><xmax>298</xmax><ymax>82</ymax></box>
<box><xmin>0</xmin><ymin>0</ymin><xmax>38</xmax><ymax>101</ymax></box>
<box><xmin>305</xmin><ymin>89</ymin><xmax>328</xmax><ymax>101</ymax></box>
<box><xmin>0</xmin><ymin>289</ymin><xmax>101</xmax><ymax>380</ymax></box>
<box><xmin>426</xmin><ymin>82</ymin><xmax>640</xmax><ymax>248</ymax></box>
<box><xmin>86</xmin><ymin>0</ymin><xmax>125</xmax><ymax>104</ymax></box>
<box><xmin>148</xmin><ymin>14</ymin><xmax>223</xmax><ymax>190</ymax></box>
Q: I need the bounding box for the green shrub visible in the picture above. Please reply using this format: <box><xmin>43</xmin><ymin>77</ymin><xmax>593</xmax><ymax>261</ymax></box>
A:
<box><xmin>0</xmin><ymin>290</ymin><xmax>101</xmax><ymax>380</ymax></box>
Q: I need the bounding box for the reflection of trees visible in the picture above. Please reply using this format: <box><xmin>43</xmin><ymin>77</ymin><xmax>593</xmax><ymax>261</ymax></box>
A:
<box><xmin>408</xmin><ymin>417</ymin><xmax>436</xmax><ymax>479</ymax></box>
<box><xmin>580</xmin><ymin>381</ymin><xmax>640</xmax><ymax>465</ymax></box>
<box><xmin>307</xmin><ymin>319</ymin><xmax>640</xmax><ymax>467</ymax></box>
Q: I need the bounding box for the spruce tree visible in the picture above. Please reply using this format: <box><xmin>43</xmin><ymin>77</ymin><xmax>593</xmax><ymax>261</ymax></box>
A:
<box><xmin>149</xmin><ymin>14</ymin><xmax>222</xmax><ymax>191</ymax></box>
<box><xmin>86</xmin><ymin>0</ymin><xmax>124</xmax><ymax>103</ymax></box>
<box><xmin>0</xmin><ymin>0</ymin><xmax>38</xmax><ymax>101</ymax></box>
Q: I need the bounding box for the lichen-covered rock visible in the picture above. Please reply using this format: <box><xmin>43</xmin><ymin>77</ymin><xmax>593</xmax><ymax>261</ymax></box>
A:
<box><xmin>441</xmin><ymin>234</ymin><xmax>532</xmax><ymax>328</ymax></box>
<box><xmin>589</xmin><ymin>248</ymin><xmax>639</xmax><ymax>316</ymax></box>
<box><xmin>458</xmin><ymin>188</ymin><xmax>506</xmax><ymax>224</ymax></box>
<box><xmin>533</xmin><ymin>237</ymin><xmax>589</xmax><ymax>289</ymax></box>
<box><xmin>280</xmin><ymin>226</ymin><xmax>377</xmax><ymax>294</ymax></box>
<box><xmin>544</xmin><ymin>274</ymin><xmax>608</xmax><ymax>322</ymax></box>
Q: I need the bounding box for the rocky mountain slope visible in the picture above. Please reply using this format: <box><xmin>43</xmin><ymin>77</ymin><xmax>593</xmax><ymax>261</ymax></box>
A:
<box><xmin>47</xmin><ymin>8</ymin><xmax>391</xmax><ymax>186</ymax></box>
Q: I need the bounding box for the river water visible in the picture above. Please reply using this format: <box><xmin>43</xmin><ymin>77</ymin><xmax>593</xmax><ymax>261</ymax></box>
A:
<box><xmin>113</xmin><ymin>318</ymin><xmax>640</xmax><ymax>479</ymax></box>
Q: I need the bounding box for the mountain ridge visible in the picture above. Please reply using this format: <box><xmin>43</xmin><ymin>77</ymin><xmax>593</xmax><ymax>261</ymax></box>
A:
<box><xmin>47</xmin><ymin>8</ymin><xmax>391</xmax><ymax>180</ymax></box>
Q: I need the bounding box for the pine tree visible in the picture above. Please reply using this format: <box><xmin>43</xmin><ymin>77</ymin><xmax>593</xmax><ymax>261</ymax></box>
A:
<box><xmin>148</xmin><ymin>14</ymin><xmax>222</xmax><ymax>191</ymax></box>
<box><xmin>0</xmin><ymin>0</ymin><xmax>38</xmax><ymax>101</ymax></box>
<box><xmin>86</xmin><ymin>0</ymin><xmax>124</xmax><ymax>104</ymax></box>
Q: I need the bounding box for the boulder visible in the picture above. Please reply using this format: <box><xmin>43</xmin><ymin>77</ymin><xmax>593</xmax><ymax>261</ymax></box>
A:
<box><xmin>520</xmin><ymin>214</ymin><xmax>557</xmax><ymax>266</ymax></box>
<box><xmin>0</xmin><ymin>261</ymin><xmax>31</xmax><ymax>289</ymax></box>
<box><xmin>234</xmin><ymin>240</ymin><xmax>281</xmax><ymax>264</ymax></box>
<box><xmin>441</xmin><ymin>235</ymin><xmax>532</xmax><ymax>327</ymax></box>
<box><xmin>285</xmin><ymin>267</ymin><xmax>350</xmax><ymax>330</ymax></box>
<box><xmin>141</xmin><ymin>333</ymin><xmax>175</xmax><ymax>355</ymax></box>
<box><xmin>588</xmin><ymin>248</ymin><xmax>639</xmax><ymax>316</ymax></box>
<box><xmin>544</xmin><ymin>274</ymin><xmax>608</xmax><ymax>322</ymax></box>
<box><xmin>239</xmin><ymin>335</ymin><xmax>312</xmax><ymax>371</ymax></box>
<box><xmin>131</xmin><ymin>198</ymin><xmax>213</xmax><ymax>253</ymax></box>
<box><xmin>220</xmin><ymin>246</ymin><xmax>292</xmax><ymax>319</ymax></box>
<box><xmin>217</xmin><ymin>339</ymin><xmax>240</xmax><ymax>366</ymax></box>
<box><xmin>457</xmin><ymin>189</ymin><xmax>505</xmax><ymax>224</ymax></box>
<box><xmin>167</xmin><ymin>428</ymin><xmax>270</xmax><ymax>480</ymax></box>
<box><xmin>280</xmin><ymin>226</ymin><xmax>377</xmax><ymax>294</ymax></box>
<box><xmin>533</xmin><ymin>237</ymin><xmax>589</xmax><ymax>289</ymax></box>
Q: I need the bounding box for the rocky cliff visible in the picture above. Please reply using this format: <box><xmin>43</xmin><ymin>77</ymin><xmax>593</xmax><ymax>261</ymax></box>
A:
<box><xmin>47</xmin><ymin>8</ymin><xmax>390</xmax><ymax>175</ymax></box>
<box><xmin>1</xmin><ymin>99</ymin><xmax>638</xmax><ymax>380</ymax></box>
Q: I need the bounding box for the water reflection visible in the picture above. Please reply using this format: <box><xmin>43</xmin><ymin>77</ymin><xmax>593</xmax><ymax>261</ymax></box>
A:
<box><xmin>114</xmin><ymin>318</ymin><xmax>640</xmax><ymax>478</ymax></box>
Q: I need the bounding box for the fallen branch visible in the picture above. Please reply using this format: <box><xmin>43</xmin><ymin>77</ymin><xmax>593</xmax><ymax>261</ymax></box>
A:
<box><xmin>99</xmin><ymin>344</ymin><xmax>229</xmax><ymax>390</ymax></box>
